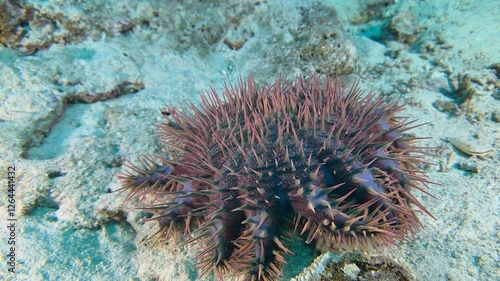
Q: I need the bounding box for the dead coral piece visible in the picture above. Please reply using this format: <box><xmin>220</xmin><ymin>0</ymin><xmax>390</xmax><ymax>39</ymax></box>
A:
<box><xmin>258</xmin><ymin>2</ymin><xmax>358</xmax><ymax>77</ymax></box>
<box><xmin>46</xmin><ymin>170</ymin><xmax>66</xmax><ymax>179</ymax></box>
<box><xmin>452</xmin><ymin>73</ymin><xmax>477</xmax><ymax>111</ymax></box>
<box><xmin>456</xmin><ymin>160</ymin><xmax>481</xmax><ymax>173</ymax></box>
<box><xmin>0</xmin><ymin>2</ymin><xmax>145</xmax><ymax>54</ymax></box>
<box><xmin>438</xmin><ymin>73</ymin><xmax>479</xmax><ymax>115</ymax></box>
<box><xmin>492</xmin><ymin>110</ymin><xmax>500</xmax><ymax>123</ymax></box>
<box><xmin>492</xmin><ymin>89</ymin><xmax>500</xmax><ymax>101</ymax></box>
<box><xmin>432</xmin><ymin>99</ymin><xmax>461</xmax><ymax>116</ymax></box>
<box><xmin>436</xmin><ymin>144</ymin><xmax>454</xmax><ymax>172</ymax></box>
<box><xmin>167</xmin><ymin>3</ymin><xmax>226</xmax><ymax>55</ymax></box>
<box><xmin>67</xmin><ymin>81</ymin><xmax>145</xmax><ymax>104</ymax></box>
<box><xmin>294</xmin><ymin>2</ymin><xmax>358</xmax><ymax>75</ymax></box>
<box><xmin>388</xmin><ymin>11</ymin><xmax>421</xmax><ymax>44</ymax></box>
<box><xmin>351</xmin><ymin>0</ymin><xmax>395</xmax><ymax>25</ymax></box>
<box><xmin>108</xmin><ymin>17</ymin><xmax>137</xmax><ymax>36</ymax></box>
<box><xmin>292</xmin><ymin>252</ymin><xmax>415</xmax><ymax>281</ymax></box>
<box><xmin>0</xmin><ymin>0</ymin><xmax>34</xmax><ymax>47</ymax></box>
<box><xmin>0</xmin><ymin>1</ymin><xmax>87</xmax><ymax>54</ymax></box>
<box><xmin>487</xmin><ymin>63</ymin><xmax>500</xmax><ymax>79</ymax></box>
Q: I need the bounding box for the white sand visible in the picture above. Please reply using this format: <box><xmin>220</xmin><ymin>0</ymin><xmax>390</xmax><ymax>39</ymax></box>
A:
<box><xmin>0</xmin><ymin>1</ymin><xmax>498</xmax><ymax>280</ymax></box>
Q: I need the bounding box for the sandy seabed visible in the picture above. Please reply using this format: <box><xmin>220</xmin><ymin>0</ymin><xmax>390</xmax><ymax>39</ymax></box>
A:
<box><xmin>0</xmin><ymin>1</ymin><xmax>498</xmax><ymax>280</ymax></box>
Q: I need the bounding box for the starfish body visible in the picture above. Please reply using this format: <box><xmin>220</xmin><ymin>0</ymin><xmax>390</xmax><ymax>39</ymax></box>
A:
<box><xmin>118</xmin><ymin>76</ymin><xmax>432</xmax><ymax>281</ymax></box>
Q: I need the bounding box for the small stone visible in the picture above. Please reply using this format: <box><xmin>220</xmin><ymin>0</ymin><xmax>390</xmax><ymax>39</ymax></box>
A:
<box><xmin>487</xmin><ymin>63</ymin><xmax>500</xmax><ymax>79</ymax></box>
<box><xmin>492</xmin><ymin>89</ymin><xmax>500</xmax><ymax>101</ymax></box>
<box><xmin>432</xmin><ymin>99</ymin><xmax>461</xmax><ymax>116</ymax></box>
<box><xmin>457</xmin><ymin>161</ymin><xmax>480</xmax><ymax>173</ymax></box>
<box><xmin>47</xmin><ymin>170</ymin><xmax>66</xmax><ymax>178</ymax></box>
<box><xmin>491</xmin><ymin>110</ymin><xmax>500</xmax><ymax>123</ymax></box>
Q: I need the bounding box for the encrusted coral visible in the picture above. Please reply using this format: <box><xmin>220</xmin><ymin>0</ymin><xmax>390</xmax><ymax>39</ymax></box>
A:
<box><xmin>0</xmin><ymin>0</ymin><xmax>33</xmax><ymax>47</ymax></box>
<box><xmin>291</xmin><ymin>252</ymin><xmax>415</xmax><ymax>281</ymax></box>
<box><xmin>118</xmin><ymin>76</ymin><xmax>433</xmax><ymax>281</ymax></box>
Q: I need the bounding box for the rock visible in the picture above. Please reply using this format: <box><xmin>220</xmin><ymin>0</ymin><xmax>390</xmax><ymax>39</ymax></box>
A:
<box><xmin>388</xmin><ymin>11</ymin><xmax>420</xmax><ymax>44</ymax></box>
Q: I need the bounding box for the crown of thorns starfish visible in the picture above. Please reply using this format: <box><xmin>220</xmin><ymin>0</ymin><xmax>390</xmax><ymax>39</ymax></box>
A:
<box><xmin>118</xmin><ymin>75</ymin><xmax>434</xmax><ymax>281</ymax></box>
